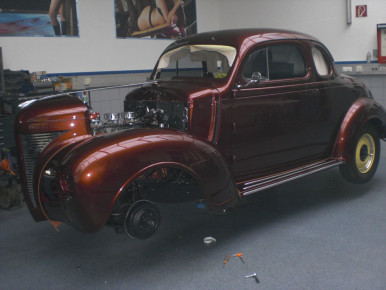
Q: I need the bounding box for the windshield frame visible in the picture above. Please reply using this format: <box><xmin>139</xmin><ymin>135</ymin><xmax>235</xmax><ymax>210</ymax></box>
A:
<box><xmin>151</xmin><ymin>44</ymin><xmax>238</xmax><ymax>81</ymax></box>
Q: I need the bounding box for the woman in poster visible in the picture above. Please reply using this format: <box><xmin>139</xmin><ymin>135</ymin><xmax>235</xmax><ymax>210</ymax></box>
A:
<box><xmin>49</xmin><ymin>0</ymin><xmax>67</xmax><ymax>36</ymax></box>
<box><xmin>137</xmin><ymin>0</ymin><xmax>183</xmax><ymax>31</ymax></box>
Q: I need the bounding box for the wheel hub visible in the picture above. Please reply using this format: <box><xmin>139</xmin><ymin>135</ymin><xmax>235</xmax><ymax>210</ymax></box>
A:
<box><xmin>124</xmin><ymin>200</ymin><xmax>161</xmax><ymax>239</ymax></box>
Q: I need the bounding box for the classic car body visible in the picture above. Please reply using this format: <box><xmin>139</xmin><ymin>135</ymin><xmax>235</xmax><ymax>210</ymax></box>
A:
<box><xmin>15</xmin><ymin>29</ymin><xmax>386</xmax><ymax>238</ymax></box>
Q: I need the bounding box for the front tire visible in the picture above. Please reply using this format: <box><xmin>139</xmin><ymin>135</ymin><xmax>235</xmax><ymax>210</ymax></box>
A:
<box><xmin>339</xmin><ymin>124</ymin><xmax>380</xmax><ymax>183</ymax></box>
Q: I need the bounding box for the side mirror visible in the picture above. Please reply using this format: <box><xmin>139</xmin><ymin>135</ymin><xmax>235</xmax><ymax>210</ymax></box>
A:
<box><xmin>251</xmin><ymin>72</ymin><xmax>262</xmax><ymax>83</ymax></box>
<box><xmin>237</xmin><ymin>72</ymin><xmax>262</xmax><ymax>89</ymax></box>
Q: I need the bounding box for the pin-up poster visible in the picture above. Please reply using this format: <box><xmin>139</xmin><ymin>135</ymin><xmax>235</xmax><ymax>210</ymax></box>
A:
<box><xmin>115</xmin><ymin>0</ymin><xmax>197</xmax><ymax>39</ymax></box>
<box><xmin>0</xmin><ymin>0</ymin><xmax>79</xmax><ymax>37</ymax></box>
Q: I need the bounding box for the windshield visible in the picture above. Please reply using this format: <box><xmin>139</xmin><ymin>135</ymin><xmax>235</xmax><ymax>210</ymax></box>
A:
<box><xmin>154</xmin><ymin>45</ymin><xmax>237</xmax><ymax>80</ymax></box>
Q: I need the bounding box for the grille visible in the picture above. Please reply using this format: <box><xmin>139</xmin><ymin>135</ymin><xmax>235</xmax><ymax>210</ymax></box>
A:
<box><xmin>21</xmin><ymin>132</ymin><xmax>63</xmax><ymax>207</ymax></box>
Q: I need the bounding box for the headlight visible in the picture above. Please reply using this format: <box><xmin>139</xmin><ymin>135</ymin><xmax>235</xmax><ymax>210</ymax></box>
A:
<box><xmin>43</xmin><ymin>167</ymin><xmax>57</xmax><ymax>177</ymax></box>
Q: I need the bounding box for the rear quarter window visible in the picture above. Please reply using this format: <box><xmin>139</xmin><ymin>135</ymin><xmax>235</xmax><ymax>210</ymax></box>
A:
<box><xmin>312</xmin><ymin>47</ymin><xmax>331</xmax><ymax>76</ymax></box>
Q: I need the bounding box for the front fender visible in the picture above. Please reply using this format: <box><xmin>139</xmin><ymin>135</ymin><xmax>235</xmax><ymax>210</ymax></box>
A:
<box><xmin>332</xmin><ymin>97</ymin><xmax>386</xmax><ymax>161</ymax></box>
<box><xmin>58</xmin><ymin>129</ymin><xmax>237</xmax><ymax>232</ymax></box>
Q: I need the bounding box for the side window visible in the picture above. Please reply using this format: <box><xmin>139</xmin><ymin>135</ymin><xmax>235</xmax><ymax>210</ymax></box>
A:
<box><xmin>241</xmin><ymin>44</ymin><xmax>306</xmax><ymax>82</ymax></box>
<box><xmin>242</xmin><ymin>48</ymin><xmax>268</xmax><ymax>80</ymax></box>
<box><xmin>268</xmin><ymin>45</ymin><xmax>307</xmax><ymax>80</ymax></box>
<box><xmin>312</xmin><ymin>47</ymin><xmax>330</xmax><ymax>76</ymax></box>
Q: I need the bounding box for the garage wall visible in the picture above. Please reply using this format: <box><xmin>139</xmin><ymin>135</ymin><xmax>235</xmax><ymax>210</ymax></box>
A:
<box><xmin>0</xmin><ymin>0</ymin><xmax>219</xmax><ymax>74</ymax></box>
<box><xmin>1</xmin><ymin>0</ymin><xmax>385</xmax><ymax>74</ymax></box>
<box><xmin>216</xmin><ymin>0</ymin><xmax>386</xmax><ymax>62</ymax></box>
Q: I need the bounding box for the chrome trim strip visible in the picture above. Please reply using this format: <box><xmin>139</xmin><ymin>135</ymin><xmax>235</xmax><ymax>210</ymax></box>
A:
<box><xmin>244</xmin><ymin>159</ymin><xmax>339</xmax><ymax>188</ymax></box>
<box><xmin>241</xmin><ymin>159</ymin><xmax>343</xmax><ymax>196</ymax></box>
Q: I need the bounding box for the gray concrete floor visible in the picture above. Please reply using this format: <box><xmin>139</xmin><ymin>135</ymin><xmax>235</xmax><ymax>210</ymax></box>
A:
<box><xmin>1</xmin><ymin>155</ymin><xmax>386</xmax><ymax>289</ymax></box>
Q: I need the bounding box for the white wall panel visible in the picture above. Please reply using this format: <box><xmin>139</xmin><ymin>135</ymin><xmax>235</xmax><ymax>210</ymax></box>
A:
<box><xmin>1</xmin><ymin>0</ymin><xmax>386</xmax><ymax>73</ymax></box>
<box><xmin>216</xmin><ymin>0</ymin><xmax>386</xmax><ymax>62</ymax></box>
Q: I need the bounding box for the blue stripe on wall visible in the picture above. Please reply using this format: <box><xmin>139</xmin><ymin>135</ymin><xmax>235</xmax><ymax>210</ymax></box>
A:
<box><xmin>46</xmin><ymin>61</ymin><xmax>381</xmax><ymax>77</ymax></box>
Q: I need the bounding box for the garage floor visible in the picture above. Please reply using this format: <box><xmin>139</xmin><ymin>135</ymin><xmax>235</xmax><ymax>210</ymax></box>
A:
<box><xmin>1</xmin><ymin>156</ymin><xmax>386</xmax><ymax>289</ymax></box>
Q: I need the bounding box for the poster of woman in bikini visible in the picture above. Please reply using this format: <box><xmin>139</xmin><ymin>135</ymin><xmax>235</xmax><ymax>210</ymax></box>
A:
<box><xmin>0</xmin><ymin>0</ymin><xmax>79</xmax><ymax>37</ymax></box>
<box><xmin>115</xmin><ymin>0</ymin><xmax>197</xmax><ymax>39</ymax></box>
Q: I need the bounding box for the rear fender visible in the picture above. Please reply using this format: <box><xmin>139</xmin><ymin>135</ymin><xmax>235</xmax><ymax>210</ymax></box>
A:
<box><xmin>332</xmin><ymin>98</ymin><xmax>386</xmax><ymax>161</ymax></box>
<box><xmin>58</xmin><ymin>129</ymin><xmax>238</xmax><ymax>232</ymax></box>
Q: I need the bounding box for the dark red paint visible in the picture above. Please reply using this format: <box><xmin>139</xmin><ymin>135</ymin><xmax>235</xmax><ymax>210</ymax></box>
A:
<box><xmin>15</xmin><ymin>29</ymin><xmax>386</xmax><ymax>233</ymax></box>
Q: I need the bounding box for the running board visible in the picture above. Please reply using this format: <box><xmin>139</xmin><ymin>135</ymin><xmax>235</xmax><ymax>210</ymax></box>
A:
<box><xmin>239</xmin><ymin>159</ymin><xmax>343</xmax><ymax>196</ymax></box>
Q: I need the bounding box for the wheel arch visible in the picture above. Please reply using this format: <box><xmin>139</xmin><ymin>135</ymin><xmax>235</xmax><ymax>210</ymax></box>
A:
<box><xmin>332</xmin><ymin>97</ymin><xmax>386</xmax><ymax>162</ymax></box>
<box><xmin>367</xmin><ymin>116</ymin><xmax>386</xmax><ymax>139</ymax></box>
<box><xmin>112</xmin><ymin>161</ymin><xmax>207</xmax><ymax>205</ymax></box>
<box><xmin>58</xmin><ymin>129</ymin><xmax>238</xmax><ymax>232</ymax></box>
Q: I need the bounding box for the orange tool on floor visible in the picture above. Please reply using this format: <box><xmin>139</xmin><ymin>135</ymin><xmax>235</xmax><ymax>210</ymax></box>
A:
<box><xmin>233</xmin><ymin>253</ymin><xmax>245</xmax><ymax>264</ymax></box>
<box><xmin>223</xmin><ymin>255</ymin><xmax>230</xmax><ymax>268</ymax></box>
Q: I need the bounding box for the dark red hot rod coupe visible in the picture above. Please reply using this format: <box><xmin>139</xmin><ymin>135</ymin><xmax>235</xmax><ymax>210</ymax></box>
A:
<box><xmin>16</xmin><ymin>29</ymin><xmax>386</xmax><ymax>239</ymax></box>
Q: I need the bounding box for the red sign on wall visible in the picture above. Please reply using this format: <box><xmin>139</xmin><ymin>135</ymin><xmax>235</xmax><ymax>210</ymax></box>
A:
<box><xmin>356</xmin><ymin>5</ymin><xmax>367</xmax><ymax>17</ymax></box>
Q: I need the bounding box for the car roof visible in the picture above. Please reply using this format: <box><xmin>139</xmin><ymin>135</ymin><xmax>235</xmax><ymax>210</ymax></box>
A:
<box><xmin>166</xmin><ymin>28</ymin><xmax>320</xmax><ymax>53</ymax></box>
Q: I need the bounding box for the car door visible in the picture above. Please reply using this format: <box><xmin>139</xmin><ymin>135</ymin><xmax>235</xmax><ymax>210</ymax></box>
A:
<box><xmin>231</xmin><ymin>41</ymin><xmax>333</xmax><ymax>180</ymax></box>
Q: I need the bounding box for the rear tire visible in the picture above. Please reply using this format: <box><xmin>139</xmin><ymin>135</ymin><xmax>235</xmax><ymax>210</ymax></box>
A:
<box><xmin>339</xmin><ymin>124</ymin><xmax>380</xmax><ymax>183</ymax></box>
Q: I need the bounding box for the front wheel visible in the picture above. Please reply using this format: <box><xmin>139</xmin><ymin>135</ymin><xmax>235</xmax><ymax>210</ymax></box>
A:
<box><xmin>339</xmin><ymin>124</ymin><xmax>380</xmax><ymax>183</ymax></box>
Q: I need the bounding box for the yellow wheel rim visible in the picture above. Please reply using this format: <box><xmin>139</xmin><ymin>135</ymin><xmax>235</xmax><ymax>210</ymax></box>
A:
<box><xmin>355</xmin><ymin>133</ymin><xmax>375</xmax><ymax>174</ymax></box>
